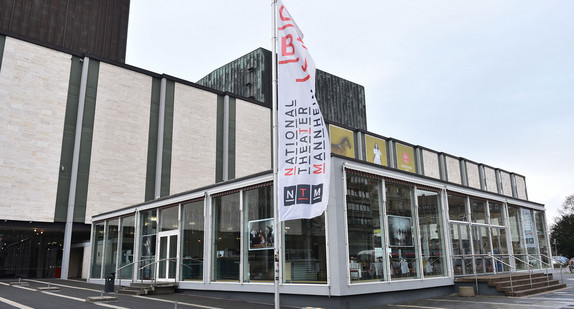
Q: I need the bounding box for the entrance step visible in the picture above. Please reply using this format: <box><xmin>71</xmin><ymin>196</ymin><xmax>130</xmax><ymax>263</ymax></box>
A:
<box><xmin>117</xmin><ymin>282</ymin><xmax>178</xmax><ymax>295</ymax></box>
<box><xmin>455</xmin><ymin>272</ymin><xmax>566</xmax><ymax>297</ymax></box>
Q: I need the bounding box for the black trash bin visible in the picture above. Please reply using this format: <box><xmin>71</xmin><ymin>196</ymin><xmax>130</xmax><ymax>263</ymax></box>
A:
<box><xmin>104</xmin><ymin>272</ymin><xmax>115</xmax><ymax>292</ymax></box>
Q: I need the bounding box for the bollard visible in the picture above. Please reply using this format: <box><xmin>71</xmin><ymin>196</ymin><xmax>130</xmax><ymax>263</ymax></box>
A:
<box><xmin>174</xmin><ymin>300</ymin><xmax>178</xmax><ymax>308</ymax></box>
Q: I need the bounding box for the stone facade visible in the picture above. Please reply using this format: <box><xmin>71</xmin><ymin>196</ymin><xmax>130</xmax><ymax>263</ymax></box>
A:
<box><xmin>0</xmin><ymin>38</ymin><xmax>70</xmax><ymax>222</ymax></box>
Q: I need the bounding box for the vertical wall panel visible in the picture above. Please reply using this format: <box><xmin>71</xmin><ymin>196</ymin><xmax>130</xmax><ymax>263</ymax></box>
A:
<box><xmin>235</xmin><ymin>99</ymin><xmax>272</xmax><ymax>178</ymax></box>
<box><xmin>85</xmin><ymin>63</ymin><xmax>151</xmax><ymax>221</ymax></box>
<box><xmin>500</xmin><ymin>171</ymin><xmax>512</xmax><ymax>197</ymax></box>
<box><xmin>170</xmin><ymin>83</ymin><xmax>218</xmax><ymax>194</ymax></box>
<box><xmin>421</xmin><ymin>149</ymin><xmax>440</xmax><ymax>179</ymax></box>
<box><xmin>515</xmin><ymin>175</ymin><xmax>528</xmax><ymax>200</ymax></box>
<box><xmin>483</xmin><ymin>166</ymin><xmax>498</xmax><ymax>193</ymax></box>
<box><xmin>0</xmin><ymin>38</ymin><xmax>71</xmax><ymax>222</ymax></box>
<box><xmin>445</xmin><ymin>156</ymin><xmax>462</xmax><ymax>185</ymax></box>
<box><xmin>466</xmin><ymin>161</ymin><xmax>481</xmax><ymax>190</ymax></box>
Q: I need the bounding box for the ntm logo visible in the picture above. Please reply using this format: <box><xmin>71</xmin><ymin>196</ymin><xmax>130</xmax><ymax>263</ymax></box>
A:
<box><xmin>284</xmin><ymin>184</ymin><xmax>323</xmax><ymax>206</ymax></box>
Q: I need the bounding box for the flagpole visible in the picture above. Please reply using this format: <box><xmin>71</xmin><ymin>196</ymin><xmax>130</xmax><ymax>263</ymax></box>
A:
<box><xmin>271</xmin><ymin>1</ymin><xmax>280</xmax><ymax>309</ymax></box>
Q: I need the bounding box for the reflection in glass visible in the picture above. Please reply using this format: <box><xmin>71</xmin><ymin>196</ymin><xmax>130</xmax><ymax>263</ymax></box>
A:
<box><xmin>104</xmin><ymin>219</ymin><xmax>119</xmax><ymax>277</ymax></box>
<box><xmin>417</xmin><ymin>190</ymin><xmax>446</xmax><ymax>277</ymax></box>
<box><xmin>508</xmin><ymin>206</ymin><xmax>527</xmax><ymax>270</ymax></box>
<box><xmin>346</xmin><ymin>174</ymin><xmax>385</xmax><ymax>282</ymax></box>
<box><xmin>160</xmin><ymin>206</ymin><xmax>179</xmax><ymax>232</ymax></box>
<box><xmin>139</xmin><ymin>209</ymin><xmax>157</xmax><ymax>280</ymax></box>
<box><xmin>90</xmin><ymin>222</ymin><xmax>105</xmax><ymax>278</ymax></box>
<box><xmin>489</xmin><ymin>202</ymin><xmax>503</xmax><ymax>226</ymax></box>
<box><xmin>244</xmin><ymin>186</ymin><xmax>274</xmax><ymax>282</ymax></box>
<box><xmin>448</xmin><ymin>194</ymin><xmax>467</xmax><ymax>221</ymax></box>
<box><xmin>181</xmin><ymin>200</ymin><xmax>204</xmax><ymax>280</ymax></box>
<box><xmin>284</xmin><ymin>215</ymin><xmax>327</xmax><ymax>284</ymax></box>
<box><xmin>213</xmin><ymin>193</ymin><xmax>240</xmax><ymax>281</ymax></box>
<box><xmin>386</xmin><ymin>183</ymin><xmax>419</xmax><ymax>280</ymax></box>
<box><xmin>119</xmin><ymin>216</ymin><xmax>135</xmax><ymax>279</ymax></box>
<box><xmin>470</xmin><ymin>199</ymin><xmax>486</xmax><ymax>224</ymax></box>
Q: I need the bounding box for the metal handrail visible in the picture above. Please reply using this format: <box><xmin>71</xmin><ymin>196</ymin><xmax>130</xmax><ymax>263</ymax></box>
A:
<box><xmin>512</xmin><ymin>255</ymin><xmax>534</xmax><ymax>288</ymax></box>
<box><xmin>488</xmin><ymin>254</ymin><xmax>515</xmax><ymax>295</ymax></box>
<box><xmin>526</xmin><ymin>254</ymin><xmax>551</xmax><ymax>286</ymax></box>
<box><xmin>114</xmin><ymin>257</ymin><xmax>203</xmax><ymax>292</ymax></box>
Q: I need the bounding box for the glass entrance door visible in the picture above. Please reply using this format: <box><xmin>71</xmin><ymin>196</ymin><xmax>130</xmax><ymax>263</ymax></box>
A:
<box><xmin>157</xmin><ymin>231</ymin><xmax>178</xmax><ymax>281</ymax></box>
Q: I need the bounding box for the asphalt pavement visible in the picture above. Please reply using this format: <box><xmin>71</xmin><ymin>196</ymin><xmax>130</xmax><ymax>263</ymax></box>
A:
<box><xmin>0</xmin><ymin>269</ymin><xmax>573</xmax><ymax>309</ymax></box>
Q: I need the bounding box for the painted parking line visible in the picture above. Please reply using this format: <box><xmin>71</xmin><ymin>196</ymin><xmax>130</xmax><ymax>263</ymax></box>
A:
<box><xmin>433</xmin><ymin>298</ymin><xmax>561</xmax><ymax>308</ymax></box>
<box><xmin>392</xmin><ymin>305</ymin><xmax>447</xmax><ymax>309</ymax></box>
<box><xmin>133</xmin><ymin>295</ymin><xmax>223</xmax><ymax>309</ymax></box>
<box><xmin>0</xmin><ymin>296</ymin><xmax>35</xmax><ymax>309</ymax></box>
<box><xmin>39</xmin><ymin>291</ymin><xmax>129</xmax><ymax>309</ymax></box>
<box><xmin>25</xmin><ymin>279</ymin><xmax>103</xmax><ymax>293</ymax></box>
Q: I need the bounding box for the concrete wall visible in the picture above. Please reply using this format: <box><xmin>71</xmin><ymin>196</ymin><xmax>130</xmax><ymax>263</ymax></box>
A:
<box><xmin>466</xmin><ymin>162</ymin><xmax>481</xmax><ymax>190</ymax></box>
<box><xmin>170</xmin><ymin>83</ymin><xmax>218</xmax><ymax>193</ymax></box>
<box><xmin>421</xmin><ymin>149</ymin><xmax>440</xmax><ymax>179</ymax></box>
<box><xmin>484</xmin><ymin>166</ymin><xmax>497</xmax><ymax>194</ymax></box>
<box><xmin>445</xmin><ymin>156</ymin><xmax>462</xmax><ymax>185</ymax></box>
<box><xmin>235</xmin><ymin>99</ymin><xmax>271</xmax><ymax>178</ymax></box>
<box><xmin>500</xmin><ymin>171</ymin><xmax>512</xmax><ymax>197</ymax></box>
<box><xmin>85</xmin><ymin>63</ymin><xmax>152</xmax><ymax>221</ymax></box>
<box><xmin>0</xmin><ymin>38</ymin><xmax>70</xmax><ymax>222</ymax></box>
<box><xmin>515</xmin><ymin>175</ymin><xmax>528</xmax><ymax>200</ymax></box>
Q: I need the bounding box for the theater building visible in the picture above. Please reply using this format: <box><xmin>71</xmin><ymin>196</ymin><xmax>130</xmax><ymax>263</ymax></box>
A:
<box><xmin>0</xmin><ymin>1</ymin><xmax>553</xmax><ymax>308</ymax></box>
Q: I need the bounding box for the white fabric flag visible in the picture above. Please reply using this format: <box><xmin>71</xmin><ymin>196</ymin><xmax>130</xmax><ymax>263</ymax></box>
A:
<box><xmin>277</xmin><ymin>0</ymin><xmax>330</xmax><ymax>222</ymax></box>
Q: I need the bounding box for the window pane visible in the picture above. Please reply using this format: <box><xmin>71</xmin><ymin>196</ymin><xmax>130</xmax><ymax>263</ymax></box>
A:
<box><xmin>244</xmin><ymin>186</ymin><xmax>274</xmax><ymax>282</ymax></box>
<box><xmin>386</xmin><ymin>183</ymin><xmax>419</xmax><ymax>280</ymax></box>
<box><xmin>160</xmin><ymin>206</ymin><xmax>179</xmax><ymax>231</ymax></box>
<box><xmin>508</xmin><ymin>206</ymin><xmax>527</xmax><ymax>270</ymax></box>
<box><xmin>103</xmin><ymin>219</ymin><xmax>119</xmax><ymax>277</ymax></box>
<box><xmin>182</xmin><ymin>200</ymin><xmax>204</xmax><ymax>280</ymax></box>
<box><xmin>346</xmin><ymin>174</ymin><xmax>384</xmax><ymax>282</ymax></box>
<box><xmin>139</xmin><ymin>209</ymin><xmax>157</xmax><ymax>280</ymax></box>
<box><xmin>470</xmin><ymin>199</ymin><xmax>486</xmax><ymax>224</ymax></box>
<box><xmin>448</xmin><ymin>194</ymin><xmax>467</xmax><ymax>221</ymax></box>
<box><xmin>284</xmin><ymin>214</ymin><xmax>327</xmax><ymax>284</ymax></box>
<box><xmin>213</xmin><ymin>193</ymin><xmax>240</xmax><ymax>281</ymax></box>
<box><xmin>119</xmin><ymin>216</ymin><xmax>135</xmax><ymax>279</ymax></box>
<box><xmin>534</xmin><ymin>211</ymin><xmax>550</xmax><ymax>265</ymax></box>
<box><xmin>417</xmin><ymin>189</ymin><xmax>446</xmax><ymax>277</ymax></box>
<box><xmin>489</xmin><ymin>202</ymin><xmax>503</xmax><ymax>226</ymax></box>
<box><xmin>90</xmin><ymin>223</ymin><xmax>105</xmax><ymax>278</ymax></box>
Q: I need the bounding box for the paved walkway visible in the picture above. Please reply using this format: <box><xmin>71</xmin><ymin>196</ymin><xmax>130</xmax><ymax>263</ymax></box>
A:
<box><xmin>370</xmin><ymin>269</ymin><xmax>574</xmax><ymax>309</ymax></box>
<box><xmin>0</xmin><ymin>270</ymin><xmax>572</xmax><ymax>309</ymax></box>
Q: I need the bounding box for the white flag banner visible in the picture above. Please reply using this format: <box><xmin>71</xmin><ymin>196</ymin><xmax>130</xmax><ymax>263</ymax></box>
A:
<box><xmin>277</xmin><ymin>0</ymin><xmax>330</xmax><ymax>222</ymax></box>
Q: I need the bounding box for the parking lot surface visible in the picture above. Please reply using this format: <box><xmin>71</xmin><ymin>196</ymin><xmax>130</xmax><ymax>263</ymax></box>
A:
<box><xmin>1</xmin><ymin>270</ymin><xmax>573</xmax><ymax>309</ymax></box>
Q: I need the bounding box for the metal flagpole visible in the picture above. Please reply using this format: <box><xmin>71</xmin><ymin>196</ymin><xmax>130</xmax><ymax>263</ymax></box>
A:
<box><xmin>271</xmin><ymin>1</ymin><xmax>280</xmax><ymax>309</ymax></box>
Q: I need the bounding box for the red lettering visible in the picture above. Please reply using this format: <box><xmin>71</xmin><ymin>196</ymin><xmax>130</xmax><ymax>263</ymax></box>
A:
<box><xmin>281</xmin><ymin>34</ymin><xmax>295</xmax><ymax>57</ymax></box>
<box><xmin>279</xmin><ymin>5</ymin><xmax>291</xmax><ymax>21</ymax></box>
<box><xmin>313</xmin><ymin>163</ymin><xmax>325</xmax><ymax>174</ymax></box>
<box><xmin>298</xmin><ymin>187</ymin><xmax>308</xmax><ymax>198</ymax></box>
<box><xmin>285</xmin><ymin>167</ymin><xmax>296</xmax><ymax>176</ymax></box>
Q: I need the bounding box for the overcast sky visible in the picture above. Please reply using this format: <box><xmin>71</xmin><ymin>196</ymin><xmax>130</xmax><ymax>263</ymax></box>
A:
<box><xmin>126</xmin><ymin>1</ymin><xmax>574</xmax><ymax>224</ymax></box>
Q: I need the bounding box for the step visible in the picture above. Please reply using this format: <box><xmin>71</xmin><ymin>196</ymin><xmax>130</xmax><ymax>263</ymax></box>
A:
<box><xmin>496</xmin><ymin>278</ymin><xmax>557</xmax><ymax>288</ymax></box>
<box><xmin>117</xmin><ymin>286</ymin><xmax>150</xmax><ymax>295</ymax></box>
<box><xmin>497</xmin><ymin>280</ymin><xmax>561</xmax><ymax>293</ymax></box>
<box><xmin>507</xmin><ymin>283</ymin><xmax>567</xmax><ymax>297</ymax></box>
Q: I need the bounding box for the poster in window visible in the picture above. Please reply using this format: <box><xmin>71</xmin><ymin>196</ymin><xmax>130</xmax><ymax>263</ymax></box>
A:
<box><xmin>329</xmin><ymin>125</ymin><xmax>355</xmax><ymax>158</ymax></box>
<box><xmin>388</xmin><ymin>215</ymin><xmax>413</xmax><ymax>247</ymax></box>
<box><xmin>249</xmin><ymin>218</ymin><xmax>274</xmax><ymax>250</ymax></box>
<box><xmin>365</xmin><ymin>135</ymin><xmax>387</xmax><ymax>166</ymax></box>
<box><xmin>395</xmin><ymin>142</ymin><xmax>415</xmax><ymax>173</ymax></box>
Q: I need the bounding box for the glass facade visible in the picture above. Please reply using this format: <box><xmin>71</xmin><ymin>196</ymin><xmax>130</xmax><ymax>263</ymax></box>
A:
<box><xmin>87</xmin><ymin>170</ymin><xmax>550</xmax><ymax>292</ymax></box>
<box><xmin>213</xmin><ymin>193</ymin><xmax>241</xmax><ymax>281</ymax></box>
<box><xmin>244</xmin><ymin>186</ymin><xmax>274</xmax><ymax>282</ymax></box>
<box><xmin>417</xmin><ymin>189</ymin><xmax>446</xmax><ymax>277</ymax></box>
<box><xmin>119</xmin><ymin>216</ymin><xmax>135</xmax><ymax>279</ymax></box>
<box><xmin>181</xmin><ymin>200</ymin><xmax>204</xmax><ymax>280</ymax></box>
<box><xmin>346</xmin><ymin>175</ymin><xmax>384</xmax><ymax>282</ymax></box>
<box><xmin>345</xmin><ymin>174</ymin><xmax>448</xmax><ymax>283</ymax></box>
